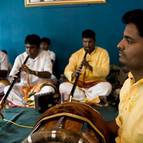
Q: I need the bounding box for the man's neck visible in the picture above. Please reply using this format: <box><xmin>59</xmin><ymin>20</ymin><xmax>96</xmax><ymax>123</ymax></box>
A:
<box><xmin>131</xmin><ymin>70</ymin><xmax>143</xmax><ymax>82</ymax></box>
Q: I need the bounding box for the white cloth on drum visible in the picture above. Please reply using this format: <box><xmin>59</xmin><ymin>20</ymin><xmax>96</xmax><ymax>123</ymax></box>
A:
<box><xmin>59</xmin><ymin>82</ymin><xmax>112</xmax><ymax>101</ymax></box>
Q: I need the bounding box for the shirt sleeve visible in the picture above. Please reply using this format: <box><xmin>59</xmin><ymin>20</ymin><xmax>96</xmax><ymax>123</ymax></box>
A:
<box><xmin>64</xmin><ymin>53</ymin><xmax>78</xmax><ymax>82</ymax></box>
<box><xmin>43</xmin><ymin>52</ymin><xmax>53</xmax><ymax>74</ymax></box>
<box><xmin>9</xmin><ymin>55</ymin><xmax>23</xmax><ymax>77</ymax></box>
<box><xmin>50</xmin><ymin>51</ymin><xmax>56</xmax><ymax>62</ymax></box>
<box><xmin>92</xmin><ymin>49</ymin><xmax>110</xmax><ymax>79</ymax></box>
<box><xmin>0</xmin><ymin>52</ymin><xmax>8</xmax><ymax>70</ymax></box>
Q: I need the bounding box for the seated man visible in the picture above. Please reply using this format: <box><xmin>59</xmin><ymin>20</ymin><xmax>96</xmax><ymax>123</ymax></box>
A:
<box><xmin>108</xmin><ymin>9</ymin><xmax>143</xmax><ymax>143</ymax></box>
<box><xmin>40</xmin><ymin>37</ymin><xmax>56</xmax><ymax>64</ymax></box>
<box><xmin>59</xmin><ymin>29</ymin><xmax>112</xmax><ymax>104</ymax></box>
<box><xmin>0</xmin><ymin>50</ymin><xmax>9</xmax><ymax>96</ymax></box>
<box><xmin>4</xmin><ymin>34</ymin><xmax>57</xmax><ymax>108</ymax></box>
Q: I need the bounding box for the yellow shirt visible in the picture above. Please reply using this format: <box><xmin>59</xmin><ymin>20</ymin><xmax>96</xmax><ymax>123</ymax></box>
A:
<box><xmin>116</xmin><ymin>72</ymin><xmax>143</xmax><ymax>143</ymax></box>
<box><xmin>64</xmin><ymin>47</ymin><xmax>110</xmax><ymax>87</ymax></box>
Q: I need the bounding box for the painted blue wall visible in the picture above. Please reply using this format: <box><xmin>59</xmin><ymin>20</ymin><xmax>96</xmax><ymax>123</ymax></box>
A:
<box><xmin>0</xmin><ymin>0</ymin><xmax>143</xmax><ymax>77</ymax></box>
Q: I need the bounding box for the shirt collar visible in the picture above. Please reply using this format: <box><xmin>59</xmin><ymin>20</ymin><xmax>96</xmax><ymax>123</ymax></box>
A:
<box><xmin>128</xmin><ymin>72</ymin><xmax>143</xmax><ymax>85</ymax></box>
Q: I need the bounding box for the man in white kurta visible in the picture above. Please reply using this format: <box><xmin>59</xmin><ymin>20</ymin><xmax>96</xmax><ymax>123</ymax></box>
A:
<box><xmin>4</xmin><ymin>34</ymin><xmax>56</xmax><ymax>107</ymax></box>
<box><xmin>40</xmin><ymin>37</ymin><xmax>56</xmax><ymax>63</ymax></box>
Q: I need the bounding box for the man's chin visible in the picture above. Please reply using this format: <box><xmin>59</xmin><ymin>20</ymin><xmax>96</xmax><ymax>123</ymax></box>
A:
<box><xmin>119</xmin><ymin>59</ymin><xmax>126</xmax><ymax>66</ymax></box>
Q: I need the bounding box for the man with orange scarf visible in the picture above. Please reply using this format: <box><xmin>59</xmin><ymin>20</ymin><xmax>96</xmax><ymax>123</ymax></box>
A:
<box><xmin>4</xmin><ymin>34</ymin><xmax>57</xmax><ymax>107</ymax></box>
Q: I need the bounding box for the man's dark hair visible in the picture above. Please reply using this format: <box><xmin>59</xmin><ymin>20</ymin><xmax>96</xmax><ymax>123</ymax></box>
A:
<box><xmin>82</xmin><ymin>29</ymin><xmax>96</xmax><ymax>40</ymax></box>
<box><xmin>25</xmin><ymin>34</ymin><xmax>41</xmax><ymax>47</ymax></box>
<box><xmin>122</xmin><ymin>9</ymin><xmax>143</xmax><ymax>37</ymax></box>
<box><xmin>41</xmin><ymin>37</ymin><xmax>51</xmax><ymax>45</ymax></box>
<box><xmin>1</xmin><ymin>49</ymin><xmax>8</xmax><ymax>55</ymax></box>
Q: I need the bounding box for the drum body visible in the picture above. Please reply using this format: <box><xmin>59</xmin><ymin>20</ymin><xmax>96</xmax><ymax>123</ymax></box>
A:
<box><xmin>24</xmin><ymin>102</ymin><xmax>113</xmax><ymax>143</ymax></box>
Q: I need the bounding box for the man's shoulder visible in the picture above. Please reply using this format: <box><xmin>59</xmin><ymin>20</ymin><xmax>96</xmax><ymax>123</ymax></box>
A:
<box><xmin>48</xmin><ymin>50</ymin><xmax>55</xmax><ymax>54</ymax></box>
<box><xmin>96</xmin><ymin>46</ymin><xmax>107</xmax><ymax>51</ymax></box>
<box><xmin>95</xmin><ymin>46</ymin><xmax>109</xmax><ymax>54</ymax></box>
<box><xmin>40</xmin><ymin>50</ymin><xmax>51</xmax><ymax>57</ymax></box>
<box><xmin>16</xmin><ymin>52</ymin><xmax>27</xmax><ymax>59</ymax></box>
<box><xmin>72</xmin><ymin>48</ymin><xmax>83</xmax><ymax>55</ymax></box>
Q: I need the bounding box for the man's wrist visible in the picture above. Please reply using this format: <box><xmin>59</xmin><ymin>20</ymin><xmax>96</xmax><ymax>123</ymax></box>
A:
<box><xmin>30</xmin><ymin>70</ymin><xmax>38</xmax><ymax>76</ymax></box>
<box><xmin>35</xmin><ymin>71</ymin><xmax>38</xmax><ymax>76</ymax></box>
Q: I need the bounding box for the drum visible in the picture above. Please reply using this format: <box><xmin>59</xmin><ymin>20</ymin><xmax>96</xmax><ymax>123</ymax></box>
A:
<box><xmin>23</xmin><ymin>102</ymin><xmax>114</xmax><ymax>143</ymax></box>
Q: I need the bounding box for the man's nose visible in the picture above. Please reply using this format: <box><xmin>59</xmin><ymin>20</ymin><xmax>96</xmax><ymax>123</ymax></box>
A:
<box><xmin>85</xmin><ymin>42</ymin><xmax>90</xmax><ymax>48</ymax></box>
<box><xmin>26</xmin><ymin>48</ymin><xmax>30</xmax><ymax>54</ymax></box>
<box><xmin>117</xmin><ymin>39</ymin><xmax>126</xmax><ymax>50</ymax></box>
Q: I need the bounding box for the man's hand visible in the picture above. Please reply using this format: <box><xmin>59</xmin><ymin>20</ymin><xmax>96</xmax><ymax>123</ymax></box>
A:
<box><xmin>71</xmin><ymin>68</ymin><xmax>81</xmax><ymax>81</ymax></box>
<box><xmin>82</xmin><ymin>60</ymin><xmax>93</xmax><ymax>71</ymax></box>
<box><xmin>71</xmin><ymin>60</ymin><xmax>93</xmax><ymax>81</ymax></box>
<box><xmin>21</xmin><ymin>65</ymin><xmax>32</xmax><ymax>73</ymax></box>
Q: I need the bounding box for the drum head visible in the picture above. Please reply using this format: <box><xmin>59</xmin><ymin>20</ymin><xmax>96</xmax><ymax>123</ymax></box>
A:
<box><xmin>24</xmin><ymin>129</ymin><xmax>89</xmax><ymax>143</ymax></box>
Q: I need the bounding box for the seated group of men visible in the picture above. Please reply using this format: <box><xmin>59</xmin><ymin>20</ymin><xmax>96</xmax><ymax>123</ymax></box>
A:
<box><xmin>1</xmin><ymin>9</ymin><xmax>143</xmax><ymax>143</ymax></box>
<box><xmin>0</xmin><ymin>29</ymin><xmax>112</xmax><ymax>108</ymax></box>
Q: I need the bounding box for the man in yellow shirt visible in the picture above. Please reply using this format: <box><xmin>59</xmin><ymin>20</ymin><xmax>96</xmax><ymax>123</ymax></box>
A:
<box><xmin>59</xmin><ymin>29</ymin><xmax>112</xmax><ymax>104</ymax></box>
<box><xmin>108</xmin><ymin>9</ymin><xmax>143</xmax><ymax>143</ymax></box>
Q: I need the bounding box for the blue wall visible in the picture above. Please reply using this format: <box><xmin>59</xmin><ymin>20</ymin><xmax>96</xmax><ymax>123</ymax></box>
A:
<box><xmin>0</xmin><ymin>0</ymin><xmax>143</xmax><ymax>77</ymax></box>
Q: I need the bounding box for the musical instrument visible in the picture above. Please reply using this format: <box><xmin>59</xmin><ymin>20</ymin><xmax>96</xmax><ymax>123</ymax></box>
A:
<box><xmin>23</xmin><ymin>102</ymin><xmax>113</xmax><ymax>143</ymax></box>
<box><xmin>69</xmin><ymin>49</ymin><xmax>89</xmax><ymax>101</ymax></box>
<box><xmin>0</xmin><ymin>55</ymin><xmax>29</xmax><ymax>118</ymax></box>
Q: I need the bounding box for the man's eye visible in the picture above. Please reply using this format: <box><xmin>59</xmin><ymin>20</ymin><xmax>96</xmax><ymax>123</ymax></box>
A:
<box><xmin>127</xmin><ymin>39</ymin><xmax>134</xmax><ymax>44</ymax></box>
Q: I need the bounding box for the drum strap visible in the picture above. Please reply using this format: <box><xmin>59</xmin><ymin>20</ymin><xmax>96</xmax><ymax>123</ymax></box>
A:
<box><xmin>32</xmin><ymin>112</ymin><xmax>106</xmax><ymax>143</ymax></box>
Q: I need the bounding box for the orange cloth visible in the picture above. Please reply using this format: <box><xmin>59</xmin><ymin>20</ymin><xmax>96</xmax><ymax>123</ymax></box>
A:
<box><xmin>20</xmin><ymin>80</ymin><xmax>56</xmax><ymax>107</ymax></box>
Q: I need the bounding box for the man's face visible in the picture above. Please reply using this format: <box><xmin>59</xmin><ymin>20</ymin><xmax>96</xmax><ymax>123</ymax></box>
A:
<box><xmin>40</xmin><ymin>42</ymin><xmax>49</xmax><ymax>51</ymax></box>
<box><xmin>25</xmin><ymin>44</ymin><xmax>39</xmax><ymax>58</ymax></box>
<box><xmin>82</xmin><ymin>38</ymin><xmax>95</xmax><ymax>53</ymax></box>
<box><xmin>117</xmin><ymin>23</ymin><xmax>143</xmax><ymax>70</ymax></box>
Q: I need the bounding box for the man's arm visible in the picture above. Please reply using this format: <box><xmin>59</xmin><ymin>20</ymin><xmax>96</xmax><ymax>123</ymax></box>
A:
<box><xmin>92</xmin><ymin>49</ymin><xmax>110</xmax><ymax>78</ymax></box>
<box><xmin>64</xmin><ymin>53</ymin><xmax>79</xmax><ymax>82</ymax></box>
<box><xmin>30</xmin><ymin>70</ymin><xmax>51</xmax><ymax>78</ymax></box>
<box><xmin>21</xmin><ymin>64</ymin><xmax>51</xmax><ymax>79</ymax></box>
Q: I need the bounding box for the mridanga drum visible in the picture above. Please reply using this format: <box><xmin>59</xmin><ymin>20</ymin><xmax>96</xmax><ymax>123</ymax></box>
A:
<box><xmin>23</xmin><ymin>102</ymin><xmax>114</xmax><ymax>143</ymax></box>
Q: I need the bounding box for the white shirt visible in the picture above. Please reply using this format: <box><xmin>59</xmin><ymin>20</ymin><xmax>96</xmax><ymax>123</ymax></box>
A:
<box><xmin>9</xmin><ymin>51</ymin><xmax>53</xmax><ymax>84</ymax></box>
<box><xmin>0</xmin><ymin>51</ymin><xmax>8</xmax><ymax>70</ymax></box>
<box><xmin>48</xmin><ymin>50</ymin><xmax>56</xmax><ymax>63</ymax></box>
